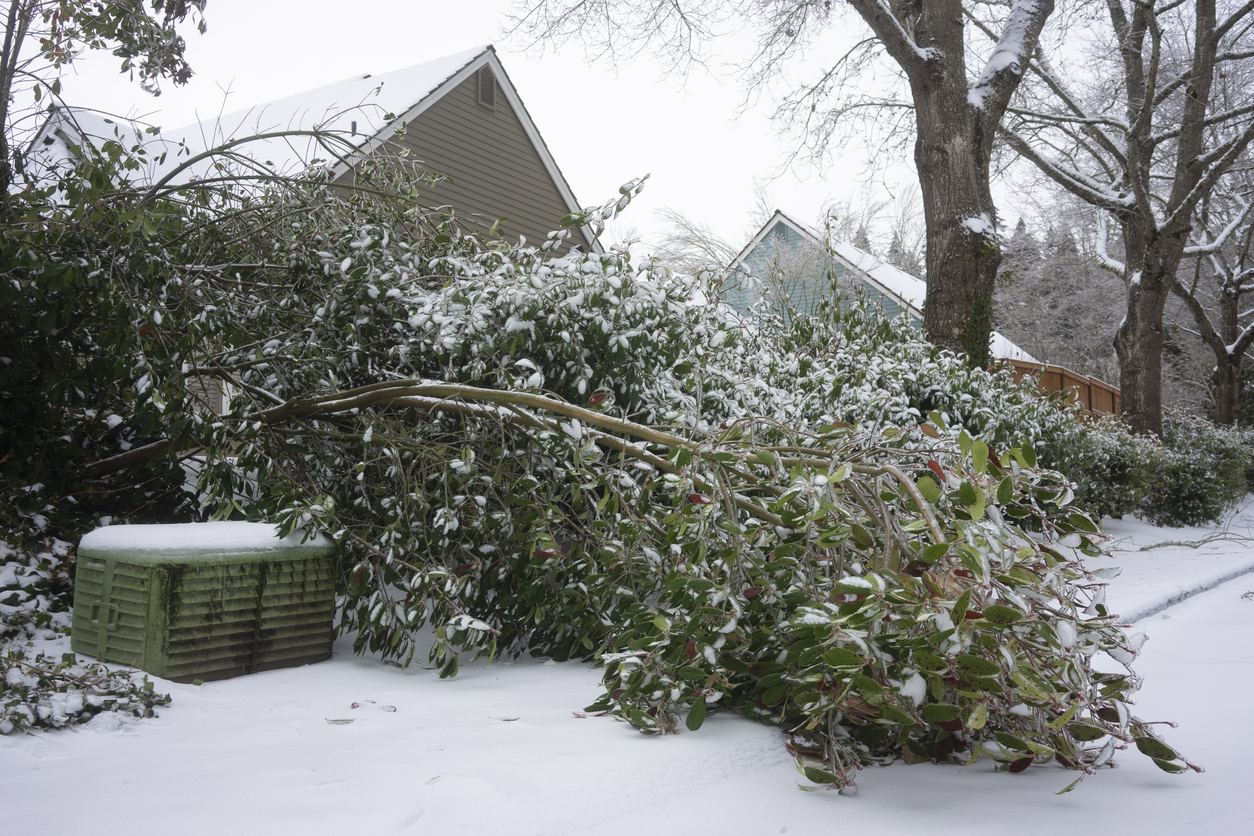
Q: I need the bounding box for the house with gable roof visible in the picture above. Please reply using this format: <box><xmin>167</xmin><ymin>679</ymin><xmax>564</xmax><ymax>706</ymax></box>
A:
<box><xmin>725</xmin><ymin>211</ymin><xmax>1124</xmax><ymax>414</ymax></box>
<box><xmin>723</xmin><ymin>209</ymin><xmax>1036</xmax><ymax>363</ymax></box>
<box><xmin>28</xmin><ymin>45</ymin><xmax>599</xmax><ymax>252</ymax></box>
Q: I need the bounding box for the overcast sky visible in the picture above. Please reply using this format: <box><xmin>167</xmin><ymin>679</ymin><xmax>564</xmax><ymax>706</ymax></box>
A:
<box><xmin>50</xmin><ymin>0</ymin><xmax>921</xmax><ymax>255</ymax></box>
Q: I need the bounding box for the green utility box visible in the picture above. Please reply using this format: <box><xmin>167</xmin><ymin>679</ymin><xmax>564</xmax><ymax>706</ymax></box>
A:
<box><xmin>73</xmin><ymin>522</ymin><xmax>337</xmax><ymax>683</ymax></box>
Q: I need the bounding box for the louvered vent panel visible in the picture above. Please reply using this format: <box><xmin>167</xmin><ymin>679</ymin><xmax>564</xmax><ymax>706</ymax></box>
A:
<box><xmin>478</xmin><ymin>65</ymin><xmax>495</xmax><ymax>108</ymax></box>
<box><xmin>73</xmin><ymin>524</ymin><xmax>336</xmax><ymax>683</ymax></box>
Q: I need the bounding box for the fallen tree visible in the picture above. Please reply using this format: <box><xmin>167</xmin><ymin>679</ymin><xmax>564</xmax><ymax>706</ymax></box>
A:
<box><xmin>4</xmin><ymin>165</ymin><xmax>1194</xmax><ymax>788</ymax></box>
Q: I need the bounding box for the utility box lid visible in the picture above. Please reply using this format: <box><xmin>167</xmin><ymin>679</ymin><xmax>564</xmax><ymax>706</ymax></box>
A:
<box><xmin>73</xmin><ymin>522</ymin><xmax>337</xmax><ymax>683</ymax></box>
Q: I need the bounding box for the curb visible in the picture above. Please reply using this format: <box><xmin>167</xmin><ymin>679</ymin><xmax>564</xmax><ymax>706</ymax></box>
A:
<box><xmin>1121</xmin><ymin>560</ymin><xmax>1254</xmax><ymax>624</ymax></box>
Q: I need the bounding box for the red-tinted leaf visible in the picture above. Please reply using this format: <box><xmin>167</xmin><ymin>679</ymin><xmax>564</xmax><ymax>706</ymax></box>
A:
<box><xmin>685</xmin><ymin>640</ymin><xmax>697</xmax><ymax>659</ymax></box>
<box><xmin>743</xmin><ymin>586</ymin><xmax>764</xmax><ymax>598</ymax></box>
<box><xmin>920</xmin><ymin>423</ymin><xmax>940</xmax><ymax>439</ymax></box>
<box><xmin>938</xmin><ymin>718</ymin><xmax>965</xmax><ymax>732</ymax></box>
<box><xmin>688</xmin><ymin>494</ymin><xmax>712</xmax><ymax>504</ymax></box>
<box><xmin>927</xmin><ymin>460</ymin><xmax>946</xmax><ymax>482</ymax></box>
<box><xmin>1008</xmin><ymin>756</ymin><xmax>1034</xmax><ymax>774</ymax></box>
<box><xmin>964</xmin><ymin>610</ymin><xmax>984</xmax><ymax>620</ymax></box>
<box><xmin>533</xmin><ymin>549</ymin><xmax>556</xmax><ymax>559</ymax></box>
<box><xmin>587</xmin><ymin>393</ymin><xmax>609</xmax><ymax>405</ymax></box>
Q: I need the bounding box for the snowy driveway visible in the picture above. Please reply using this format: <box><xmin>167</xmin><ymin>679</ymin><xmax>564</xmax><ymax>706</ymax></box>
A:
<box><xmin>3</xmin><ymin>503</ymin><xmax>1253</xmax><ymax>836</ymax></box>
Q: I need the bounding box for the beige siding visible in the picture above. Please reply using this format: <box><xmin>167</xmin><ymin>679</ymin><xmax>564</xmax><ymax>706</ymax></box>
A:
<box><xmin>338</xmin><ymin>71</ymin><xmax>591</xmax><ymax>251</ymax></box>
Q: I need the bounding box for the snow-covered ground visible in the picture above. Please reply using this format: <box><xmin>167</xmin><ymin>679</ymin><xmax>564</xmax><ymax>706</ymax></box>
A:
<box><xmin>4</xmin><ymin>501</ymin><xmax>1253</xmax><ymax>836</ymax></box>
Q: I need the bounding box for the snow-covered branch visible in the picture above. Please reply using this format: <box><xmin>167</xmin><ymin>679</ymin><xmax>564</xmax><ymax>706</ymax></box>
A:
<box><xmin>968</xmin><ymin>0</ymin><xmax>1054</xmax><ymax>122</ymax></box>
<box><xmin>1184</xmin><ymin>197</ymin><xmax>1254</xmax><ymax>255</ymax></box>
<box><xmin>1096</xmin><ymin>213</ymin><xmax>1127</xmax><ymax>277</ymax></box>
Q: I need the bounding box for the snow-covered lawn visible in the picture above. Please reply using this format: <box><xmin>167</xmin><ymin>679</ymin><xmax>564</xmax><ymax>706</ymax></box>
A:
<box><xmin>3</xmin><ymin>502</ymin><xmax>1253</xmax><ymax>836</ymax></box>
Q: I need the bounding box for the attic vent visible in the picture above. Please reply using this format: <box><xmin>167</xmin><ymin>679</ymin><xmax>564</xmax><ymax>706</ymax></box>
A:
<box><xmin>477</xmin><ymin>65</ymin><xmax>496</xmax><ymax>109</ymax></box>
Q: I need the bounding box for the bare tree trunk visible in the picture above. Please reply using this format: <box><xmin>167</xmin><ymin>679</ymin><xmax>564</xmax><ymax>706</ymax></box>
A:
<box><xmin>913</xmin><ymin>78</ymin><xmax>1000</xmax><ymax>365</ymax></box>
<box><xmin>847</xmin><ymin>0</ymin><xmax>1053</xmax><ymax>366</ymax></box>
<box><xmin>1213</xmin><ymin>360</ymin><xmax>1240</xmax><ymax>425</ymax></box>
<box><xmin>1115</xmin><ymin>272</ymin><xmax>1169</xmax><ymax>436</ymax></box>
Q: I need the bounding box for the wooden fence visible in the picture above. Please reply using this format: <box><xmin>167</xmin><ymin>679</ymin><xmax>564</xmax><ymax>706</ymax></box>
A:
<box><xmin>999</xmin><ymin>359</ymin><xmax>1121</xmax><ymax>417</ymax></box>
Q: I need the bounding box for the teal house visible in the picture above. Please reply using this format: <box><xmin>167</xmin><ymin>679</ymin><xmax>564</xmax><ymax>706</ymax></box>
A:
<box><xmin>723</xmin><ymin>210</ymin><xmax>1035</xmax><ymax>362</ymax></box>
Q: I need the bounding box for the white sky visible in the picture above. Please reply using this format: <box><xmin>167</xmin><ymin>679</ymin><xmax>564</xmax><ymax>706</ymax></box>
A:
<box><xmin>47</xmin><ymin>0</ymin><xmax>920</xmax><ymax>254</ymax></box>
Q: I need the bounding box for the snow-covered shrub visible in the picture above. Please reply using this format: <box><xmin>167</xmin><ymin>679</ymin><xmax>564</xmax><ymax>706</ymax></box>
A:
<box><xmin>1140</xmin><ymin>413</ymin><xmax>1252</xmax><ymax>527</ymax></box>
<box><xmin>1054</xmin><ymin>417</ymin><xmax>1161</xmax><ymax>521</ymax></box>
<box><xmin>0</xmin><ymin>540</ymin><xmax>171</xmax><ymax>735</ymax></box>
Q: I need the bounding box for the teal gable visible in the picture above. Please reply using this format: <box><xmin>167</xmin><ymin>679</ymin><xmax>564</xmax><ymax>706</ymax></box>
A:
<box><xmin>721</xmin><ymin>209</ymin><xmax>1036</xmax><ymax>362</ymax></box>
<box><xmin>722</xmin><ymin>211</ymin><xmax>920</xmax><ymax>326</ymax></box>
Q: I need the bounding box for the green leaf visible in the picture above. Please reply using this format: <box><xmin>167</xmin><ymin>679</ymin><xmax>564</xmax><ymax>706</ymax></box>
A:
<box><xmin>995</xmin><ymin>731</ymin><xmax>1031</xmax><ymax>751</ymax></box>
<box><xmin>972</xmin><ymin>440</ymin><xmax>988</xmax><ymax>474</ymax></box>
<box><xmin>959</xmin><ymin>430</ymin><xmax>971</xmax><ymax>459</ymax></box>
<box><xmin>1151</xmin><ymin>758</ymin><xmax>1186</xmax><ymax>773</ymax></box>
<box><xmin>817</xmin><ymin>527</ymin><xmax>851</xmax><ymax>547</ymax></box>
<box><xmin>957</xmin><ymin>547</ymin><xmax>984</xmax><ymax>580</ymax></box>
<box><xmin>822</xmin><ymin>647</ymin><xmax>864</xmax><ymax>668</ymax></box>
<box><xmin>996</xmin><ymin>477</ymin><xmax>1014</xmax><ymax>505</ymax></box>
<box><xmin>852</xmin><ymin>673</ymin><xmax>884</xmax><ymax>695</ymax></box>
<box><xmin>969</xmin><ymin>485</ymin><xmax>985</xmax><ymax>520</ymax></box>
<box><xmin>1022</xmin><ymin>444</ymin><xmax>1037</xmax><ymax>468</ymax></box>
<box><xmin>917</xmin><ymin>475</ymin><xmax>941</xmax><ymax>503</ymax></box>
<box><xmin>955</xmin><ymin>654</ymin><xmax>1000</xmax><ymax>678</ymax></box>
<box><xmin>921</xmin><ymin>703</ymin><xmax>961</xmax><ymax>723</ymax></box>
<box><xmin>1134</xmin><ymin>736</ymin><xmax>1179</xmax><ymax>761</ymax></box>
<box><xmin>1068</xmin><ymin>723</ymin><xmax>1107</xmax><ymax>742</ymax></box>
<box><xmin>762</xmin><ymin>684</ymin><xmax>788</xmax><ymax>705</ymax></box>
<box><xmin>952</xmin><ymin>590</ymin><xmax>971</xmax><ymax>623</ymax></box>
<box><xmin>981</xmin><ymin>605</ymin><xmax>1023</xmax><ymax>626</ymax></box>
<box><xmin>957</xmin><ymin>480</ymin><xmax>978</xmax><ymax>505</ymax></box>
<box><xmin>676</xmin><ymin>665</ymin><xmax>706</xmax><ymax>681</ymax></box>
<box><xmin>1067</xmin><ymin>513</ymin><xmax>1100</xmax><ymax>534</ymax></box>
<box><xmin>651</xmin><ymin>616</ymin><xmax>669</xmax><ymax>633</ymax></box>
<box><xmin>1006</xmin><ymin>566</ymin><xmax>1040</xmax><ymax>585</ymax></box>
<box><xmin>686</xmin><ymin>698</ymin><xmax>707</xmax><ymax>731</ymax></box>
<box><xmin>802</xmin><ymin>765</ymin><xmax>840</xmax><ymax>785</ymax></box>
<box><xmin>1055</xmin><ymin>776</ymin><xmax>1085</xmax><ymax>795</ymax></box>
<box><xmin>913</xmin><ymin>649</ymin><xmax>946</xmax><ymax>672</ymax></box>
<box><xmin>878</xmin><ymin>703</ymin><xmax>916</xmax><ymax>725</ymax></box>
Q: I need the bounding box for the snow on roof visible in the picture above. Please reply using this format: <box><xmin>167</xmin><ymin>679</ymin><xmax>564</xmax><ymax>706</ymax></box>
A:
<box><xmin>732</xmin><ymin>210</ymin><xmax>1038</xmax><ymax>363</ymax></box>
<box><xmin>28</xmin><ymin>45</ymin><xmax>491</xmax><ymax>186</ymax></box>
<box><xmin>830</xmin><ymin>240</ymin><xmax>927</xmax><ymax>310</ymax></box>
<box><xmin>25</xmin><ymin>43</ymin><xmax>600</xmax><ymax>252</ymax></box>
<box><xmin>149</xmin><ymin>44</ymin><xmax>490</xmax><ymax>181</ymax></box>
